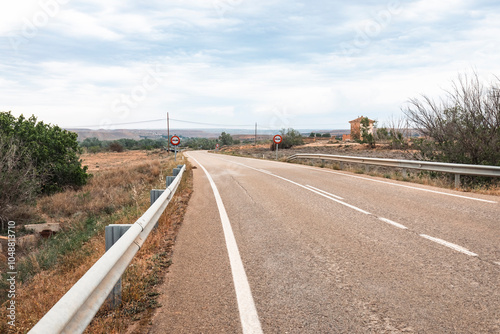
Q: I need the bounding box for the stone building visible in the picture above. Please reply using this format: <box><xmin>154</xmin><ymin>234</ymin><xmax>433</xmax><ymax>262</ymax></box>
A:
<box><xmin>348</xmin><ymin>116</ymin><xmax>375</xmax><ymax>141</ymax></box>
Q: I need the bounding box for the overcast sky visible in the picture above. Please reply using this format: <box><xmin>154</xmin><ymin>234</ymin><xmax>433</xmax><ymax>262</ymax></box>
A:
<box><xmin>1</xmin><ymin>0</ymin><xmax>499</xmax><ymax>131</ymax></box>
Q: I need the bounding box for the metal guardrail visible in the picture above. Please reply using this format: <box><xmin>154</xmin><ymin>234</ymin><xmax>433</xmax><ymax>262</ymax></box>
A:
<box><xmin>28</xmin><ymin>165</ymin><xmax>186</xmax><ymax>334</ymax></box>
<box><xmin>288</xmin><ymin>154</ymin><xmax>500</xmax><ymax>187</ymax></box>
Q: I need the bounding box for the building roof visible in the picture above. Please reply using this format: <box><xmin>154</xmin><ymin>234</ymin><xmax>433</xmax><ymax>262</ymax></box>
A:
<box><xmin>349</xmin><ymin>116</ymin><xmax>375</xmax><ymax>124</ymax></box>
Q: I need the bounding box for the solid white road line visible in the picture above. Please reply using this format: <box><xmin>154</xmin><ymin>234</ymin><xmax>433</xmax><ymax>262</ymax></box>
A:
<box><xmin>226</xmin><ymin>158</ymin><xmax>371</xmax><ymax>215</ymax></box>
<box><xmin>217</xmin><ymin>153</ymin><xmax>497</xmax><ymax>204</ymax></box>
<box><xmin>378</xmin><ymin>217</ymin><xmax>408</xmax><ymax>230</ymax></box>
<box><xmin>212</xmin><ymin>154</ymin><xmax>486</xmax><ymax>261</ymax></box>
<box><xmin>305</xmin><ymin>185</ymin><xmax>344</xmax><ymax>200</ymax></box>
<box><xmin>189</xmin><ymin>155</ymin><xmax>263</xmax><ymax>334</ymax></box>
<box><xmin>420</xmin><ymin>234</ymin><xmax>478</xmax><ymax>257</ymax></box>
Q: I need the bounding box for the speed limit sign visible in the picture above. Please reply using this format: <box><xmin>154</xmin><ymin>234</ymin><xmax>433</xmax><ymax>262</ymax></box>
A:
<box><xmin>273</xmin><ymin>135</ymin><xmax>283</xmax><ymax>144</ymax></box>
<box><xmin>216</xmin><ymin>143</ymin><xmax>220</xmax><ymax>150</ymax></box>
<box><xmin>170</xmin><ymin>135</ymin><xmax>180</xmax><ymax>146</ymax></box>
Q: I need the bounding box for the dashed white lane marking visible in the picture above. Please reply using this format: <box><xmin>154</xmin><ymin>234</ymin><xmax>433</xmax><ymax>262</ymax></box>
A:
<box><xmin>211</xmin><ymin>154</ymin><xmax>488</xmax><ymax>261</ymax></box>
<box><xmin>189</xmin><ymin>155</ymin><xmax>263</xmax><ymax>334</ymax></box>
<box><xmin>258</xmin><ymin>168</ymin><xmax>273</xmax><ymax>175</ymax></box>
<box><xmin>305</xmin><ymin>185</ymin><xmax>344</xmax><ymax>200</ymax></box>
<box><xmin>420</xmin><ymin>235</ymin><xmax>478</xmax><ymax>257</ymax></box>
<box><xmin>228</xmin><ymin>159</ymin><xmax>371</xmax><ymax>215</ymax></box>
<box><xmin>378</xmin><ymin>217</ymin><xmax>408</xmax><ymax>230</ymax></box>
<box><xmin>216</xmin><ymin>153</ymin><xmax>497</xmax><ymax>204</ymax></box>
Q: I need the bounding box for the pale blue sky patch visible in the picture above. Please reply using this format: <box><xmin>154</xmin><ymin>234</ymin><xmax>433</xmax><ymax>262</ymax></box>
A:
<box><xmin>1</xmin><ymin>0</ymin><xmax>500</xmax><ymax>131</ymax></box>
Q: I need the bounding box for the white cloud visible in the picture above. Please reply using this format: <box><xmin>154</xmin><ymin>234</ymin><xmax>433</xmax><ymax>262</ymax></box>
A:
<box><xmin>2</xmin><ymin>0</ymin><xmax>500</xmax><ymax>130</ymax></box>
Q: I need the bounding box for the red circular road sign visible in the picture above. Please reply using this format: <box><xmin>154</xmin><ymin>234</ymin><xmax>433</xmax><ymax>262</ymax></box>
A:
<box><xmin>170</xmin><ymin>135</ymin><xmax>180</xmax><ymax>146</ymax></box>
<box><xmin>273</xmin><ymin>134</ymin><xmax>283</xmax><ymax>144</ymax></box>
<box><xmin>216</xmin><ymin>143</ymin><xmax>220</xmax><ymax>149</ymax></box>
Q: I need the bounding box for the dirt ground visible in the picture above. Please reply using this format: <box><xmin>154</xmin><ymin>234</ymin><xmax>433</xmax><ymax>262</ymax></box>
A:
<box><xmin>81</xmin><ymin>150</ymin><xmax>171</xmax><ymax>172</ymax></box>
<box><xmin>221</xmin><ymin>142</ymin><xmax>415</xmax><ymax>161</ymax></box>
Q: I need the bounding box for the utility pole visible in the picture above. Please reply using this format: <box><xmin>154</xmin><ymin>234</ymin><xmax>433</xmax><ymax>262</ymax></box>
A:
<box><xmin>255</xmin><ymin>122</ymin><xmax>257</xmax><ymax>146</ymax></box>
<box><xmin>167</xmin><ymin>112</ymin><xmax>170</xmax><ymax>155</ymax></box>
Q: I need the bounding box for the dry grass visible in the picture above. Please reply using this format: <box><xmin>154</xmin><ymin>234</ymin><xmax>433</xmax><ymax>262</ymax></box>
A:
<box><xmin>221</xmin><ymin>144</ymin><xmax>500</xmax><ymax>197</ymax></box>
<box><xmin>304</xmin><ymin>159</ymin><xmax>500</xmax><ymax>196</ymax></box>
<box><xmin>0</xmin><ymin>151</ymin><xmax>193</xmax><ymax>333</ymax></box>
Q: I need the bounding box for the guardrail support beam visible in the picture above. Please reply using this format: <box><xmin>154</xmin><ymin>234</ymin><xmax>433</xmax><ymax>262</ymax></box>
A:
<box><xmin>150</xmin><ymin>190</ymin><xmax>165</xmax><ymax>227</ymax></box>
<box><xmin>28</xmin><ymin>165</ymin><xmax>187</xmax><ymax>334</ymax></box>
<box><xmin>402</xmin><ymin>168</ymin><xmax>408</xmax><ymax>178</ymax></box>
<box><xmin>105</xmin><ymin>224</ymin><xmax>132</xmax><ymax>309</ymax></box>
<box><xmin>166</xmin><ymin>176</ymin><xmax>176</xmax><ymax>187</ymax></box>
<box><xmin>287</xmin><ymin>154</ymin><xmax>500</xmax><ymax>186</ymax></box>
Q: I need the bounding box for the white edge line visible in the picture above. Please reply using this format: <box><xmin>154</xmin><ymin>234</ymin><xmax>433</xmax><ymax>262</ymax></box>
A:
<box><xmin>221</xmin><ymin>157</ymin><xmax>371</xmax><ymax>215</ymax></box>
<box><xmin>215</xmin><ymin>153</ymin><xmax>497</xmax><ymax>204</ymax></box>
<box><xmin>305</xmin><ymin>185</ymin><xmax>344</xmax><ymax>200</ymax></box>
<box><xmin>378</xmin><ymin>217</ymin><xmax>408</xmax><ymax>230</ymax></box>
<box><xmin>420</xmin><ymin>234</ymin><xmax>478</xmax><ymax>257</ymax></box>
<box><xmin>188</xmin><ymin>154</ymin><xmax>263</xmax><ymax>334</ymax></box>
<box><xmin>209</xmin><ymin>153</ymin><xmax>488</xmax><ymax>261</ymax></box>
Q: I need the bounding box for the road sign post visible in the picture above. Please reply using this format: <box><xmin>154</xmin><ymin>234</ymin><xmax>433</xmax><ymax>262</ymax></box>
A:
<box><xmin>171</xmin><ymin>135</ymin><xmax>180</xmax><ymax>161</ymax></box>
<box><xmin>216</xmin><ymin>143</ymin><xmax>219</xmax><ymax>151</ymax></box>
<box><xmin>273</xmin><ymin>135</ymin><xmax>283</xmax><ymax>160</ymax></box>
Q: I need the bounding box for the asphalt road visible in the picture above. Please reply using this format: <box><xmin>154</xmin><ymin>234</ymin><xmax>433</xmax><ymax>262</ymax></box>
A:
<box><xmin>150</xmin><ymin>151</ymin><xmax>500</xmax><ymax>334</ymax></box>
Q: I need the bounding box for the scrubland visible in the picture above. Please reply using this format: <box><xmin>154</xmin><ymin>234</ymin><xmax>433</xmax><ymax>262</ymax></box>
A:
<box><xmin>0</xmin><ymin>150</ymin><xmax>192</xmax><ymax>333</ymax></box>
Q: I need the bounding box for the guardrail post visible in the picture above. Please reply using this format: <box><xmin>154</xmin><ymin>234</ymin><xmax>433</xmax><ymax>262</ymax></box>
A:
<box><xmin>166</xmin><ymin>176</ymin><xmax>176</xmax><ymax>187</ymax></box>
<box><xmin>340</xmin><ymin>162</ymin><xmax>344</xmax><ymax>170</ymax></box>
<box><xmin>455</xmin><ymin>174</ymin><xmax>461</xmax><ymax>188</ymax></box>
<box><xmin>402</xmin><ymin>168</ymin><xmax>408</xmax><ymax>178</ymax></box>
<box><xmin>365</xmin><ymin>165</ymin><xmax>370</xmax><ymax>173</ymax></box>
<box><xmin>173</xmin><ymin>168</ymin><xmax>181</xmax><ymax>176</ymax></box>
<box><xmin>150</xmin><ymin>189</ymin><xmax>164</xmax><ymax>204</ymax></box>
<box><xmin>150</xmin><ymin>190</ymin><xmax>164</xmax><ymax>227</ymax></box>
<box><xmin>105</xmin><ymin>224</ymin><xmax>132</xmax><ymax>309</ymax></box>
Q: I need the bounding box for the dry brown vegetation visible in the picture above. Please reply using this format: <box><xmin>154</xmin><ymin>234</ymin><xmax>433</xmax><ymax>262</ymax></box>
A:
<box><xmin>221</xmin><ymin>143</ymin><xmax>500</xmax><ymax>196</ymax></box>
<box><xmin>0</xmin><ymin>150</ymin><xmax>193</xmax><ymax>333</ymax></box>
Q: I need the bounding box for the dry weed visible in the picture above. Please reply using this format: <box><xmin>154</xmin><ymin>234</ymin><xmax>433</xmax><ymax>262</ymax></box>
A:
<box><xmin>0</xmin><ymin>151</ymin><xmax>191</xmax><ymax>333</ymax></box>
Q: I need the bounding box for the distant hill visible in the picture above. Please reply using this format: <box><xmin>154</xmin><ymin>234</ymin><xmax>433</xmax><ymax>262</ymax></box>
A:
<box><xmin>67</xmin><ymin>128</ymin><xmax>351</xmax><ymax>142</ymax></box>
<box><xmin>68</xmin><ymin>129</ymin><xmax>222</xmax><ymax>141</ymax></box>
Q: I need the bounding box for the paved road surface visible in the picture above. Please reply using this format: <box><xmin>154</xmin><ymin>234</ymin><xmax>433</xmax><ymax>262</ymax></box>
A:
<box><xmin>150</xmin><ymin>151</ymin><xmax>500</xmax><ymax>333</ymax></box>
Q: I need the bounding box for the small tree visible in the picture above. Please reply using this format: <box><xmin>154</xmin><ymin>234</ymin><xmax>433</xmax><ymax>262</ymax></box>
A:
<box><xmin>322</xmin><ymin>133</ymin><xmax>331</xmax><ymax>138</ymax></box>
<box><xmin>80</xmin><ymin>137</ymin><xmax>102</xmax><ymax>148</ymax></box>
<box><xmin>108</xmin><ymin>141</ymin><xmax>124</xmax><ymax>152</ymax></box>
<box><xmin>403</xmin><ymin>73</ymin><xmax>500</xmax><ymax>165</ymax></box>
<box><xmin>0</xmin><ymin>112</ymin><xmax>89</xmax><ymax>193</ymax></box>
<box><xmin>219</xmin><ymin>132</ymin><xmax>234</xmax><ymax>146</ymax></box>
<box><xmin>360</xmin><ymin>117</ymin><xmax>376</xmax><ymax>148</ymax></box>
<box><xmin>270</xmin><ymin>128</ymin><xmax>304</xmax><ymax>150</ymax></box>
<box><xmin>377</xmin><ymin>127</ymin><xmax>389</xmax><ymax>141</ymax></box>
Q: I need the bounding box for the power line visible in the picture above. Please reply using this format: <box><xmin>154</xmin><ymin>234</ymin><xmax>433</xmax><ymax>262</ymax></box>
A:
<box><xmin>169</xmin><ymin>118</ymin><xmax>253</xmax><ymax>127</ymax></box>
<box><xmin>67</xmin><ymin>117</ymin><xmax>255</xmax><ymax>129</ymax></box>
<box><xmin>67</xmin><ymin>118</ymin><xmax>165</xmax><ymax>128</ymax></box>
<box><xmin>66</xmin><ymin>116</ymin><xmax>348</xmax><ymax>130</ymax></box>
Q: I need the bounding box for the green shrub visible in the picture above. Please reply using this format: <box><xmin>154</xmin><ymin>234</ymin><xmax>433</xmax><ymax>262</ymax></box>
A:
<box><xmin>271</xmin><ymin>128</ymin><xmax>304</xmax><ymax>150</ymax></box>
<box><xmin>109</xmin><ymin>141</ymin><xmax>124</xmax><ymax>152</ymax></box>
<box><xmin>0</xmin><ymin>112</ymin><xmax>89</xmax><ymax>194</ymax></box>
